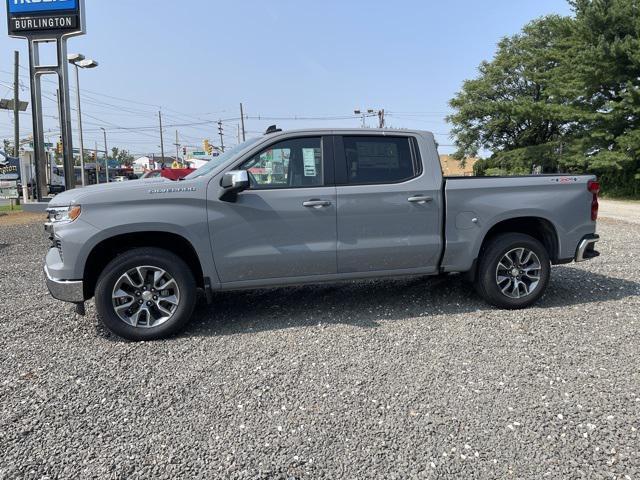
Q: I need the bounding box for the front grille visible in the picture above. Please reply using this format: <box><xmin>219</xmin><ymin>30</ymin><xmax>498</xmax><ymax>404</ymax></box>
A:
<box><xmin>44</xmin><ymin>222</ymin><xmax>54</xmax><ymax>240</ymax></box>
<box><xmin>55</xmin><ymin>240</ymin><xmax>63</xmax><ymax>262</ymax></box>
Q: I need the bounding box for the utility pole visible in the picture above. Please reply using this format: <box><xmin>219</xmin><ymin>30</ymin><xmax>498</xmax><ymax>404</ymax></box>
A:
<box><xmin>174</xmin><ymin>130</ymin><xmax>180</xmax><ymax>163</ymax></box>
<box><xmin>158</xmin><ymin>110</ymin><xmax>165</xmax><ymax>164</ymax></box>
<box><xmin>101</xmin><ymin>127</ymin><xmax>109</xmax><ymax>182</ymax></box>
<box><xmin>13</xmin><ymin>51</ymin><xmax>19</xmax><ymax>158</ymax></box>
<box><xmin>218</xmin><ymin>120</ymin><xmax>225</xmax><ymax>153</ymax></box>
<box><xmin>94</xmin><ymin>141</ymin><xmax>99</xmax><ymax>184</ymax></box>
<box><xmin>239</xmin><ymin>103</ymin><xmax>246</xmax><ymax>142</ymax></box>
<box><xmin>378</xmin><ymin>109</ymin><xmax>385</xmax><ymax>129</ymax></box>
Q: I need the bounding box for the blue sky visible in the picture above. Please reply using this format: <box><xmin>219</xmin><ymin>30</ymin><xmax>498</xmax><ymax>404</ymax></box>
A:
<box><xmin>0</xmin><ymin>0</ymin><xmax>572</xmax><ymax>157</ymax></box>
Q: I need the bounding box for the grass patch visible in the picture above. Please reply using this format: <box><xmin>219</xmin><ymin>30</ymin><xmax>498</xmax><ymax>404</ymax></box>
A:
<box><xmin>0</xmin><ymin>203</ymin><xmax>22</xmax><ymax>213</ymax></box>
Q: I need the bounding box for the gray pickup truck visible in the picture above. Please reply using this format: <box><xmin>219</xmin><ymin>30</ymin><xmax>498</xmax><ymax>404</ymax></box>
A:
<box><xmin>44</xmin><ymin>128</ymin><xmax>601</xmax><ymax>340</ymax></box>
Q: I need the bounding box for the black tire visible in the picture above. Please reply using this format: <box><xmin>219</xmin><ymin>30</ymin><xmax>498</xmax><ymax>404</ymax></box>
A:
<box><xmin>474</xmin><ymin>233</ymin><xmax>551</xmax><ymax>309</ymax></box>
<box><xmin>95</xmin><ymin>247</ymin><xmax>197</xmax><ymax>341</ymax></box>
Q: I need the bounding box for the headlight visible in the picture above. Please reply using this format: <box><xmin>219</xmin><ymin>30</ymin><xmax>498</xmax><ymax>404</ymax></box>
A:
<box><xmin>46</xmin><ymin>205</ymin><xmax>82</xmax><ymax>224</ymax></box>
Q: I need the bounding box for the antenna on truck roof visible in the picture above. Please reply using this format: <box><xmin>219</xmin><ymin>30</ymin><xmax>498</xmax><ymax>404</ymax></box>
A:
<box><xmin>265</xmin><ymin>125</ymin><xmax>282</xmax><ymax>135</ymax></box>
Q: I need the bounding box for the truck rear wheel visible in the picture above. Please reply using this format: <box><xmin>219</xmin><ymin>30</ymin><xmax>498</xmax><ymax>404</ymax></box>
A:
<box><xmin>94</xmin><ymin>247</ymin><xmax>196</xmax><ymax>341</ymax></box>
<box><xmin>475</xmin><ymin>233</ymin><xmax>550</xmax><ymax>309</ymax></box>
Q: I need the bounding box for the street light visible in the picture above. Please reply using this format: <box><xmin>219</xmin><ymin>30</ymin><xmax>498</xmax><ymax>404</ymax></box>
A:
<box><xmin>68</xmin><ymin>54</ymin><xmax>99</xmax><ymax>186</ymax></box>
<box><xmin>354</xmin><ymin>109</ymin><xmax>375</xmax><ymax>128</ymax></box>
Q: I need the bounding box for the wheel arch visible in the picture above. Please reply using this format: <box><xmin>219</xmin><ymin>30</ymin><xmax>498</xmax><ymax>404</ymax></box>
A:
<box><xmin>83</xmin><ymin>231</ymin><xmax>205</xmax><ymax>299</ymax></box>
<box><xmin>466</xmin><ymin>216</ymin><xmax>560</xmax><ymax>282</ymax></box>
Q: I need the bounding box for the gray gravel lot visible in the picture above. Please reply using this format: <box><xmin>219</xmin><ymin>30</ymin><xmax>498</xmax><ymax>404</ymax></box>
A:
<box><xmin>1</xmin><ymin>218</ymin><xmax>639</xmax><ymax>479</ymax></box>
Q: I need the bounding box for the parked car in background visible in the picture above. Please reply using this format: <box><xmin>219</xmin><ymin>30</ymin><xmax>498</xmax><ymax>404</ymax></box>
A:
<box><xmin>44</xmin><ymin>128</ymin><xmax>601</xmax><ymax>341</ymax></box>
<box><xmin>142</xmin><ymin>168</ymin><xmax>195</xmax><ymax>181</ymax></box>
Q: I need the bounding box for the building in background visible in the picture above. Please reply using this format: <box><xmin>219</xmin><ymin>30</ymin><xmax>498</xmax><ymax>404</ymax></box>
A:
<box><xmin>439</xmin><ymin>154</ymin><xmax>477</xmax><ymax>176</ymax></box>
<box><xmin>187</xmin><ymin>151</ymin><xmax>220</xmax><ymax>169</ymax></box>
<box><xmin>133</xmin><ymin>155</ymin><xmax>179</xmax><ymax>174</ymax></box>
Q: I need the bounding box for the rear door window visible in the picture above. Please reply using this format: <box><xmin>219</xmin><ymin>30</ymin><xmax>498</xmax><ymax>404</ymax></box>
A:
<box><xmin>342</xmin><ymin>136</ymin><xmax>417</xmax><ymax>185</ymax></box>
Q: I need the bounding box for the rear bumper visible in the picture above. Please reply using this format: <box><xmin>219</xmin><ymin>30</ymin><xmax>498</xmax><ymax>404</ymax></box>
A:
<box><xmin>575</xmin><ymin>234</ymin><xmax>600</xmax><ymax>262</ymax></box>
<box><xmin>44</xmin><ymin>265</ymin><xmax>84</xmax><ymax>303</ymax></box>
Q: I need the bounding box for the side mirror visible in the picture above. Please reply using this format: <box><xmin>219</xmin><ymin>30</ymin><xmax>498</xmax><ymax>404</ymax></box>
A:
<box><xmin>219</xmin><ymin>170</ymin><xmax>249</xmax><ymax>201</ymax></box>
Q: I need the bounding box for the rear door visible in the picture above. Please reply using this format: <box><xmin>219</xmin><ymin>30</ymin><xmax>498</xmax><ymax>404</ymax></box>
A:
<box><xmin>208</xmin><ymin>136</ymin><xmax>337</xmax><ymax>283</ymax></box>
<box><xmin>335</xmin><ymin>134</ymin><xmax>442</xmax><ymax>274</ymax></box>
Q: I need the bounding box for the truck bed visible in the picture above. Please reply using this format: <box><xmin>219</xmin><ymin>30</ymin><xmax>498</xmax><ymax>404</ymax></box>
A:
<box><xmin>441</xmin><ymin>174</ymin><xmax>597</xmax><ymax>273</ymax></box>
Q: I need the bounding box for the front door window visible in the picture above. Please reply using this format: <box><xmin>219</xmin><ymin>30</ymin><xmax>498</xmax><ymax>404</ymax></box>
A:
<box><xmin>241</xmin><ymin>137</ymin><xmax>323</xmax><ymax>189</ymax></box>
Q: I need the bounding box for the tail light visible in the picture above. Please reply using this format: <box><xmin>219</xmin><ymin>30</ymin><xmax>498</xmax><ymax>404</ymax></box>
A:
<box><xmin>587</xmin><ymin>180</ymin><xmax>600</xmax><ymax>221</ymax></box>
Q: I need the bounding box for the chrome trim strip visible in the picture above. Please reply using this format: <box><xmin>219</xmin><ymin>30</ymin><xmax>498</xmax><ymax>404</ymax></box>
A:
<box><xmin>575</xmin><ymin>235</ymin><xmax>600</xmax><ymax>263</ymax></box>
<box><xmin>44</xmin><ymin>265</ymin><xmax>85</xmax><ymax>303</ymax></box>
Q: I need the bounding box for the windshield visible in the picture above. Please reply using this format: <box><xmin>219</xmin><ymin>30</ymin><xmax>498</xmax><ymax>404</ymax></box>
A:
<box><xmin>185</xmin><ymin>137</ymin><xmax>263</xmax><ymax>180</ymax></box>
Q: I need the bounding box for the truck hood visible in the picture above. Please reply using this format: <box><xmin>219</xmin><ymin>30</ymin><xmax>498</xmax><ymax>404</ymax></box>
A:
<box><xmin>47</xmin><ymin>178</ymin><xmax>171</xmax><ymax>207</ymax></box>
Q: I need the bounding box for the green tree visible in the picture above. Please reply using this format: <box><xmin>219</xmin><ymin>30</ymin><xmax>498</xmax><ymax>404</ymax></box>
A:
<box><xmin>448</xmin><ymin>0</ymin><xmax>640</xmax><ymax>196</ymax></box>
<box><xmin>564</xmin><ymin>0</ymin><xmax>640</xmax><ymax>195</ymax></box>
<box><xmin>447</xmin><ymin>15</ymin><xmax>576</xmax><ymax>171</ymax></box>
<box><xmin>110</xmin><ymin>147</ymin><xmax>135</xmax><ymax>166</ymax></box>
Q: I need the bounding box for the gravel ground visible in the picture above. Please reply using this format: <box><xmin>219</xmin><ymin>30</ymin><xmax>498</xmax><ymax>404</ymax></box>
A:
<box><xmin>600</xmin><ymin>200</ymin><xmax>640</xmax><ymax>225</ymax></box>
<box><xmin>1</xmin><ymin>218</ymin><xmax>639</xmax><ymax>479</ymax></box>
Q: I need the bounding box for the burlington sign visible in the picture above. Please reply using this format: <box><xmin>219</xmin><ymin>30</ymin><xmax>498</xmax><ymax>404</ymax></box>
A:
<box><xmin>6</xmin><ymin>0</ymin><xmax>83</xmax><ymax>36</ymax></box>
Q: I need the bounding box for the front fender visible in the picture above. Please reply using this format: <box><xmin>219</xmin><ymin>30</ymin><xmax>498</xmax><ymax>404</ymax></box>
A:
<box><xmin>78</xmin><ymin>219</ymin><xmax>218</xmax><ymax>284</ymax></box>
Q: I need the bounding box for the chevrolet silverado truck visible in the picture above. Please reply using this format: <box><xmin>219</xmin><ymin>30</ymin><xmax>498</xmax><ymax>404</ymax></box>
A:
<box><xmin>44</xmin><ymin>128</ymin><xmax>601</xmax><ymax>341</ymax></box>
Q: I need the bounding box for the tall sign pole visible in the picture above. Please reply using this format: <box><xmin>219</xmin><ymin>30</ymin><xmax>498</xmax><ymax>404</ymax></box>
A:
<box><xmin>13</xmin><ymin>50</ymin><xmax>19</xmax><ymax>157</ymax></box>
<box><xmin>6</xmin><ymin>0</ymin><xmax>86</xmax><ymax>201</ymax></box>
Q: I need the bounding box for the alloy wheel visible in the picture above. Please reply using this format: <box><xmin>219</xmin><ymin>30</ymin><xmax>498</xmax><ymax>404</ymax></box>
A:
<box><xmin>495</xmin><ymin>248</ymin><xmax>542</xmax><ymax>299</ymax></box>
<box><xmin>111</xmin><ymin>266</ymin><xmax>181</xmax><ymax>328</ymax></box>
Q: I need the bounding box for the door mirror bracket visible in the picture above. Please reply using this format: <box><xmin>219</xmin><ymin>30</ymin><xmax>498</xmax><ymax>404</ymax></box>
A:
<box><xmin>220</xmin><ymin>170</ymin><xmax>250</xmax><ymax>201</ymax></box>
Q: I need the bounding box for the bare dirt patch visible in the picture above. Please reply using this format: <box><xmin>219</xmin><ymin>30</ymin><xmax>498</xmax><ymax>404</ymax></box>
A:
<box><xmin>0</xmin><ymin>211</ymin><xmax>45</xmax><ymax>226</ymax></box>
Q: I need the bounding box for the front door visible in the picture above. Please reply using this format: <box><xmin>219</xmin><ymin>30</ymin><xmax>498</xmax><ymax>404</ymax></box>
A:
<box><xmin>208</xmin><ymin>136</ymin><xmax>337</xmax><ymax>283</ymax></box>
<box><xmin>335</xmin><ymin>134</ymin><xmax>442</xmax><ymax>274</ymax></box>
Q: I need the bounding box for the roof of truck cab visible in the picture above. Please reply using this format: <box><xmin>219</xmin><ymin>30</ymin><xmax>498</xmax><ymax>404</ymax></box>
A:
<box><xmin>263</xmin><ymin>128</ymin><xmax>434</xmax><ymax>137</ymax></box>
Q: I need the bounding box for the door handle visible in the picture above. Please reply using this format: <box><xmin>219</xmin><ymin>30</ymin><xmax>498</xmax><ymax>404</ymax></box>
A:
<box><xmin>408</xmin><ymin>195</ymin><xmax>433</xmax><ymax>204</ymax></box>
<box><xmin>303</xmin><ymin>199</ymin><xmax>332</xmax><ymax>208</ymax></box>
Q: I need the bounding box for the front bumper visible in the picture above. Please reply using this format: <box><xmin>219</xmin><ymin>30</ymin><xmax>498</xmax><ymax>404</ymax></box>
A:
<box><xmin>44</xmin><ymin>264</ymin><xmax>84</xmax><ymax>303</ymax></box>
<box><xmin>575</xmin><ymin>234</ymin><xmax>600</xmax><ymax>262</ymax></box>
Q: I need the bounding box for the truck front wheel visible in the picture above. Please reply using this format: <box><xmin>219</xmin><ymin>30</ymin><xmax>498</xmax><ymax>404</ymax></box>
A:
<box><xmin>94</xmin><ymin>247</ymin><xmax>197</xmax><ymax>341</ymax></box>
<box><xmin>475</xmin><ymin>233</ymin><xmax>551</xmax><ymax>309</ymax></box>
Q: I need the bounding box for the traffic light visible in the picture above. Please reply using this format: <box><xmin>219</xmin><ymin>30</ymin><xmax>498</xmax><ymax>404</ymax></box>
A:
<box><xmin>203</xmin><ymin>139</ymin><xmax>212</xmax><ymax>155</ymax></box>
<box><xmin>56</xmin><ymin>137</ymin><xmax>63</xmax><ymax>155</ymax></box>
<box><xmin>183</xmin><ymin>147</ymin><xmax>187</xmax><ymax>156</ymax></box>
